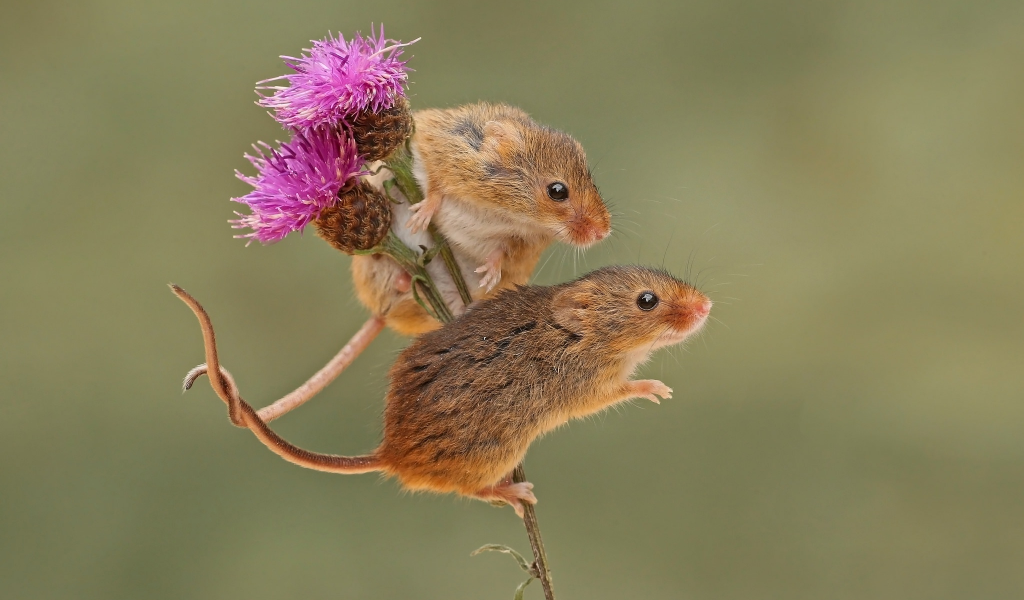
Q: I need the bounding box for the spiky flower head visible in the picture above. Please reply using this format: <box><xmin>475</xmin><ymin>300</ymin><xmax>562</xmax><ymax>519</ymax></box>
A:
<box><xmin>231</xmin><ymin>127</ymin><xmax>366</xmax><ymax>244</ymax></box>
<box><xmin>257</xmin><ymin>28</ymin><xmax>417</xmax><ymax>131</ymax></box>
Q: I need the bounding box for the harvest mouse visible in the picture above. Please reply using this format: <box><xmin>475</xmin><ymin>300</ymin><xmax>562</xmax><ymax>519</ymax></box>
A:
<box><xmin>405</xmin><ymin>102</ymin><xmax>609</xmax><ymax>291</ymax></box>
<box><xmin>186</xmin><ymin>102</ymin><xmax>612</xmax><ymax>420</ymax></box>
<box><xmin>172</xmin><ymin>265</ymin><xmax>712</xmax><ymax>516</ymax></box>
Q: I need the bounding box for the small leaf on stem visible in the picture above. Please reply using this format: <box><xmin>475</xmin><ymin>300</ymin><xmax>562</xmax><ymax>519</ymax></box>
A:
<box><xmin>514</xmin><ymin>576</ymin><xmax>534</xmax><ymax>600</ymax></box>
<box><xmin>471</xmin><ymin>544</ymin><xmax>534</xmax><ymax>574</ymax></box>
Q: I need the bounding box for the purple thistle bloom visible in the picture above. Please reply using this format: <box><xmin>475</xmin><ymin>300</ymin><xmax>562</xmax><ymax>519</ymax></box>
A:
<box><xmin>257</xmin><ymin>27</ymin><xmax>417</xmax><ymax>131</ymax></box>
<box><xmin>231</xmin><ymin>127</ymin><xmax>366</xmax><ymax>244</ymax></box>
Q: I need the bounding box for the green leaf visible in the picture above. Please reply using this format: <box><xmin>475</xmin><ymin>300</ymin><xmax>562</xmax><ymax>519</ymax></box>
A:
<box><xmin>513</xmin><ymin>576</ymin><xmax>534</xmax><ymax>600</ymax></box>
<box><xmin>471</xmin><ymin>544</ymin><xmax>534</xmax><ymax>574</ymax></box>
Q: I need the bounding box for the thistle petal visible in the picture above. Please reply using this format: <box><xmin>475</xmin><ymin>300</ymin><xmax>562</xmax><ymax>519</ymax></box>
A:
<box><xmin>230</xmin><ymin>127</ymin><xmax>366</xmax><ymax>244</ymax></box>
<box><xmin>257</xmin><ymin>26</ymin><xmax>417</xmax><ymax>131</ymax></box>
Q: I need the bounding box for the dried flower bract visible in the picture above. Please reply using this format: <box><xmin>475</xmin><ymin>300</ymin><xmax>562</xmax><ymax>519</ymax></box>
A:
<box><xmin>314</xmin><ymin>180</ymin><xmax>393</xmax><ymax>253</ymax></box>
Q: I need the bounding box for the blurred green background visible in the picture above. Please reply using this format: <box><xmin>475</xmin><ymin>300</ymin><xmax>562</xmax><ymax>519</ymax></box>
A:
<box><xmin>2</xmin><ymin>1</ymin><xmax>1023</xmax><ymax>598</ymax></box>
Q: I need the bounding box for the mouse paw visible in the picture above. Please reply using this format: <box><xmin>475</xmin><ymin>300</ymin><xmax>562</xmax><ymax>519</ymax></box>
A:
<box><xmin>474</xmin><ymin>251</ymin><xmax>503</xmax><ymax>292</ymax></box>
<box><xmin>406</xmin><ymin>194</ymin><xmax>441</xmax><ymax>233</ymax></box>
<box><xmin>629</xmin><ymin>379</ymin><xmax>673</xmax><ymax>404</ymax></box>
<box><xmin>506</xmin><ymin>481</ymin><xmax>538</xmax><ymax>505</ymax></box>
<box><xmin>474</xmin><ymin>481</ymin><xmax>537</xmax><ymax>518</ymax></box>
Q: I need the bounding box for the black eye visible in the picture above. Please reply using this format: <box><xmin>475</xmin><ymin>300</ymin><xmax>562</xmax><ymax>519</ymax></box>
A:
<box><xmin>546</xmin><ymin>182</ymin><xmax>569</xmax><ymax>201</ymax></box>
<box><xmin>637</xmin><ymin>291</ymin><xmax>659</xmax><ymax>311</ymax></box>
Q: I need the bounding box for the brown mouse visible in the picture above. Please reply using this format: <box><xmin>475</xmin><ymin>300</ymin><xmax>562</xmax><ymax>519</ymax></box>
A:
<box><xmin>186</xmin><ymin>102</ymin><xmax>613</xmax><ymax>420</ymax></box>
<box><xmin>172</xmin><ymin>265</ymin><xmax>711</xmax><ymax>516</ymax></box>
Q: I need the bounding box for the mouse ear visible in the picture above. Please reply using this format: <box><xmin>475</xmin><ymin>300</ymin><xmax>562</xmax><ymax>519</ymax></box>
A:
<box><xmin>551</xmin><ymin>286</ymin><xmax>592</xmax><ymax>333</ymax></box>
<box><xmin>481</xmin><ymin>120</ymin><xmax>524</xmax><ymax>160</ymax></box>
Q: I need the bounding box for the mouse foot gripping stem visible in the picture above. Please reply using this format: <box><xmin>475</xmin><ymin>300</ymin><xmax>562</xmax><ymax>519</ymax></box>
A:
<box><xmin>474</xmin><ymin>480</ymin><xmax>537</xmax><ymax>518</ymax></box>
<box><xmin>406</xmin><ymin>190</ymin><xmax>442</xmax><ymax>233</ymax></box>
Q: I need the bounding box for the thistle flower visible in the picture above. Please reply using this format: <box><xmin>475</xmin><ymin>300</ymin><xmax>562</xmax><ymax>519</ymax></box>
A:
<box><xmin>257</xmin><ymin>28</ymin><xmax>417</xmax><ymax>131</ymax></box>
<box><xmin>231</xmin><ymin>127</ymin><xmax>366</xmax><ymax>244</ymax></box>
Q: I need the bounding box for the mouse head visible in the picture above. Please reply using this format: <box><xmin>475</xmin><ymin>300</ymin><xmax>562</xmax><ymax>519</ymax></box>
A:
<box><xmin>551</xmin><ymin>266</ymin><xmax>711</xmax><ymax>357</ymax></box>
<box><xmin>480</xmin><ymin>119</ymin><xmax>611</xmax><ymax>247</ymax></box>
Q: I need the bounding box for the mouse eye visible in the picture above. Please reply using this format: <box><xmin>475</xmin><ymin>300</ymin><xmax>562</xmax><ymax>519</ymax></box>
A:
<box><xmin>637</xmin><ymin>291</ymin><xmax>659</xmax><ymax>311</ymax></box>
<box><xmin>546</xmin><ymin>182</ymin><xmax>569</xmax><ymax>201</ymax></box>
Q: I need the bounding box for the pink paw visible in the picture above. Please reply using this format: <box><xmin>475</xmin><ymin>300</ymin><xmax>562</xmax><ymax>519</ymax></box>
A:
<box><xmin>631</xmin><ymin>379</ymin><xmax>673</xmax><ymax>404</ymax></box>
<box><xmin>394</xmin><ymin>271</ymin><xmax>412</xmax><ymax>293</ymax></box>
<box><xmin>406</xmin><ymin>201</ymin><xmax>437</xmax><ymax>233</ymax></box>
<box><xmin>476</xmin><ymin>481</ymin><xmax>538</xmax><ymax>518</ymax></box>
<box><xmin>474</xmin><ymin>251</ymin><xmax>504</xmax><ymax>292</ymax></box>
<box><xmin>474</xmin><ymin>262</ymin><xmax>502</xmax><ymax>292</ymax></box>
<box><xmin>502</xmin><ymin>482</ymin><xmax>538</xmax><ymax>518</ymax></box>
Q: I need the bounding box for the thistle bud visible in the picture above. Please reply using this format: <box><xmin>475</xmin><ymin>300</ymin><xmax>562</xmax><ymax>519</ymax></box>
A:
<box><xmin>351</xmin><ymin>97</ymin><xmax>414</xmax><ymax>161</ymax></box>
<box><xmin>314</xmin><ymin>180</ymin><xmax>392</xmax><ymax>253</ymax></box>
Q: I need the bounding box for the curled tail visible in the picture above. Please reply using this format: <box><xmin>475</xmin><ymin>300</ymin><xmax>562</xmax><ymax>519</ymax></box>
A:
<box><xmin>182</xmin><ymin>315</ymin><xmax>385</xmax><ymax>423</ymax></box>
<box><xmin>170</xmin><ymin>284</ymin><xmax>381</xmax><ymax>475</ymax></box>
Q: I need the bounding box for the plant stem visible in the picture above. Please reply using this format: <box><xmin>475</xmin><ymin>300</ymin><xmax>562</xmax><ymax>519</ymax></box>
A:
<box><xmin>358</xmin><ymin>231</ymin><xmax>454</xmax><ymax>324</ymax></box>
<box><xmin>384</xmin><ymin>142</ymin><xmax>555</xmax><ymax>599</ymax></box>
<box><xmin>385</xmin><ymin>144</ymin><xmax>474</xmax><ymax>308</ymax></box>
<box><xmin>435</xmin><ymin>236</ymin><xmax>474</xmax><ymax>307</ymax></box>
<box><xmin>513</xmin><ymin>464</ymin><xmax>555</xmax><ymax>600</ymax></box>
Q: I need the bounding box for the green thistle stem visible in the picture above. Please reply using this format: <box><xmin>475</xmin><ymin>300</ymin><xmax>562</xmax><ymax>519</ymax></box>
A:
<box><xmin>385</xmin><ymin>143</ymin><xmax>475</xmax><ymax>308</ymax></box>
<box><xmin>379</xmin><ymin>140</ymin><xmax>555</xmax><ymax>600</ymax></box>
<box><xmin>355</xmin><ymin>230</ymin><xmax>454</xmax><ymax>324</ymax></box>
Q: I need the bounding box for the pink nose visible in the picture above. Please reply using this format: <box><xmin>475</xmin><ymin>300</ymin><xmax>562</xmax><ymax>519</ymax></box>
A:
<box><xmin>694</xmin><ymin>300</ymin><xmax>712</xmax><ymax>318</ymax></box>
<box><xmin>574</xmin><ymin>222</ymin><xmax>610</xmax><ymax>246</ymax></box>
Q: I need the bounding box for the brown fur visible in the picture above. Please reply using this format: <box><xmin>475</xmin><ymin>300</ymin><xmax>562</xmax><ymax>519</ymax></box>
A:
<box><xmin>174</xmin><ymin>267</ymin><xmax>711</xmax><ymax>513</ymax></box>
<box><xmin>377</xmin><ymin>266</ymin><xmax>710</xmax><ymax>495</ymax></box>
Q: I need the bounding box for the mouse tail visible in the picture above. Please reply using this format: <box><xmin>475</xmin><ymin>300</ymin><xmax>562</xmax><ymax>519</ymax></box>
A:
<box><xmin>181</xmin><ymin>315</ymin><xmax>386</xmax><ymax>423</ymax></box>
<box><xmin>170</xmin><ymin>284</ymin><xmax>383</xmax><ymax>475</ymax></box>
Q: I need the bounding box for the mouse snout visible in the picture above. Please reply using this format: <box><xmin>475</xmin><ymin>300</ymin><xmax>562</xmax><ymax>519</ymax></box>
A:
<box><xmin>565</xmin><ymin>209</ymin><xmax>611</xmax><ymax>247</ymax></box>
<box><xmin>575</xmin><ymin>220</ymin><xmax>610</xmax><ymax>246</ymax></box>
<box><xmin>694</xmin><ymin>299</ymin><xmax>712</xmax><ymax>319</ymax></box>
<box><xmin>668</xmin><ymin>293</ymin><xmax>711</xmax><ymax>334</ymax></box>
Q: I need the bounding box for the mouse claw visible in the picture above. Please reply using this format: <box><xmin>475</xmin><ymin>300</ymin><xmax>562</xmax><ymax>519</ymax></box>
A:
<box><xmin>629</xmin><ymin>379</ymin><xmax>673</xmax><ymax>403</ymax></box>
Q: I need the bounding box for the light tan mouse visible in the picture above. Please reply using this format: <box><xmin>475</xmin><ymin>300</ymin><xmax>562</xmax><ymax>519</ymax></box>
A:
<box><xmin>406</xmin><ymin>102</ymin><xmax>609</xmax><ymax>288</ymax></box>
<box><xmin>172</xmin><ymin>265</ymin><xmax>711</xmax><ymax>516</ymax></box>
